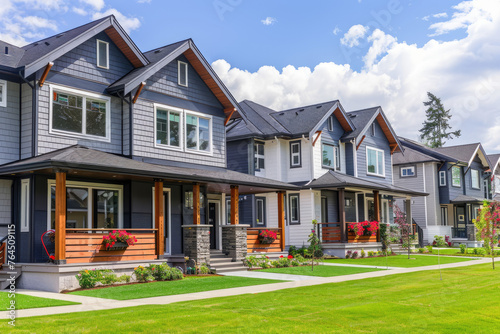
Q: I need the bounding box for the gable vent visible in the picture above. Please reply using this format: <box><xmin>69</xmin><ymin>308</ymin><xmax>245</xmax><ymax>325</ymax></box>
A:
<box><xmin>44</xmin><ymin>41</ymin><xmax>50</xmax><ymax>46</ymax></box>
<box><xmin>4</xmin><ymin>47</ymin><xmax>8</xmax><ymax>55</ymax></box>
<box><xmin>316</xmin><ymin>105</ymin><xmax>322</xmax><ymax>108</ymax></box>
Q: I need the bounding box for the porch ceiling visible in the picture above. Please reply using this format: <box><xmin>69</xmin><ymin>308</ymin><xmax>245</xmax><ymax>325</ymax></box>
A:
<box><xmin>0</xmin><ymin>145</ymin><xmax>297</xmax><ymax>194</ymax></box>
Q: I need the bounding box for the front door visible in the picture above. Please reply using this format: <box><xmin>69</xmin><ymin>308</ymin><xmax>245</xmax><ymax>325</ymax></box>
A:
<box><xmin>208</xmin><ymin>202</ymin><xmax>217</xmax><ymax>249</ymax></box>
<box><xmin>455</xmin><ymin>206</ymin><xmax>466</xmax><ymax>238</ymax></box>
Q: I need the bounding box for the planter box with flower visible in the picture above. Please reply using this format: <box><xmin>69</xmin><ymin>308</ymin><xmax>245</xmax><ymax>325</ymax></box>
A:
<box><xmin>258</xmin><ymin>229</ymin><xmax>278</xmax><ymax>244</ymax></box>
<box><xmin>102</xmin><ymin>230</ymin><xmax>138</xmax><ymax>250</ymax></box>
<box><xmin>348</xmin><ymin>221</ymin><xmax>379</xmax><ymax>242</ymax></box>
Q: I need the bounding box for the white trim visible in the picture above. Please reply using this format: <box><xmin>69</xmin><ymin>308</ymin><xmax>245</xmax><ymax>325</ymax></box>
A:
<box><xmin>0</xmin><ymin>79</ymin><xmax>7</xmax><ymax>108</ymax></box>
<box><xmin>355</xmin><ymin>192</ymin><xmax>359</xmax><ymax>222</ymax></box>
<box><xmin>96</xmin><ymin>39</ymin><xmax>109</xmax><ymax>69</ymax></box>
<box><xmin>154</xmin><ymin>103</ymin><xmax>184</xmax><ymax>151</ymax></box>
<box><xmin>178</xmin><ymin>60</ymin><xmax>188</xmax><ymax>87</ymax></box>
<box><xmin>451</xmin><ymin>166</ymin><xmax>461</xmax><ymax>187</ymax></box>
<box><xmin>471</xmin><ymin>169</ymin><xmax>480</xmax><ymax>189</ymax></box>
<box><xmin>353</xmin><ymin>140</ymin><xmax>358</xmax><ymax>177</ymax></box>
<box><xmin>366</xmin><ymin>146</ymin><xmax>385</xmax><ymax>177</ymax></box>
<box><xmin>152</xmin><ymin>187</ymin><xmax>172</xmax><ymax>255</ymax></box>
<box><xmin>439</xmin><ymin>170</ymin><xmax>447</xmax><ymax>186</ymax></box>
<box><xmin>290</xmin><ymin>142</ymin><xmax>301</xmax><ymax>167</ymax></box>
<box><xmin>48</xmin><ymin>84</ymin><xmax>111</xmax><ymax>142</ymax></box>
<box><xmin>254</xmin><ymin>141</ymin><xmax>265</xmax><ymax>171</ymax></box>
<box><xmin>255</xmin><ymin>197</ymin><xmax>265</xmax><ymax>225</ymax></box>
<box><xmin>21</xmin><ymin>179</ymin><xmax>30</xmax><ymax>232</ymax></box>
<box><xmin>185</xmin><ymin>110</ymin><xmax>213</xmax><ymax>156</ymax></box>
<box><xmin>327</xmin><ymin>116</ymin><xmax>334</xmax><ymax>131</ymax></box>
<box><xmin>46</xmin><ymin>180</ymin><xmax>123</xmax><ymax>230</ymax></box>
<box><xmin>400</xmin><ymin>166</ymin><xmax>415</xmax><ymax>177</ymax></box>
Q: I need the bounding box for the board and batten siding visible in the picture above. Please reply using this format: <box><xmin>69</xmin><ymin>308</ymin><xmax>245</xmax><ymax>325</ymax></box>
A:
<box><xmin>37</xmin><ymin>83</ymin><xmax>124</xmax><ymax>155</ymax></box>
<box><xmin>0</xmin><ymin>81</ymin><xmax>20</xmax><ymax>164</ymax></box>
<box><xmin>356</xmin><ymin>120</ymin><xmax>392</xmax><ymax>185</ymax></box>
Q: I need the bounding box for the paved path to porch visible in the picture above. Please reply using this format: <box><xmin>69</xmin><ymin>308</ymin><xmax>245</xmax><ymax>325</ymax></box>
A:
<box><xmin>3</xmin><ymin>256</ymin><xmax>488</xmax><ymax>320</ymax></box>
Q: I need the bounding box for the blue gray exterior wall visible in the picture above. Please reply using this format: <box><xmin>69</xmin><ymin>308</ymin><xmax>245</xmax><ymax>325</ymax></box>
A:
<box><xmin>321</xmin><ymin>190</ymin><xmax>339</xmax><ymax>223</ymax></box>
<box><xmin>226</xmin><ymin>139</ymin><xmax>253</xmax><ymax>174</ymax></box>
<box><xmin>0</xmin><ymin>81</ymin><xmax>20</xmax><ymax>164</ymax></box>
<box><xmin>345</xmin><ymin>142</ymin><xmax>354</xmax><ymax>176</ymax></box>
<box><xmin>319</xmin><ymin>114</ymin><xmax>343</xmax><ymax>144</ymax></box>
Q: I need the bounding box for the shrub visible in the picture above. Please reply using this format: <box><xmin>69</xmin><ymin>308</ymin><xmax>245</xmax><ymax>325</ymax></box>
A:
<box><xmin>118</xmin><ymin>274</ymin><xmax>131</xmax><ymax>283</ymax></box>
<box><xmin>460</xmin><ymin>244</ymin><xmax>467</xmax><ymax>254</ymax></box>
<box><xmin>294</xmin><ymin>255</ymin><xmax>308</xmax><ymax>265</ymax></box>
<box><xmin>433</xmin><ymin>235</ymin><xmax>447</xmax><ymax>247</ymax></box>
<box><xmin>426</xmin><ymin>245</ymin><xmax>433</xmax><ymax>253</ymax></box>
<box><xmin>278</xmin><ymin>256</ymin><xmax>292</xmax><ymax>267</ymax></box>
<box><xmin>346</xmin><ymin>250</ymin><xmax>352</xmax><ymax>259</ymax></box>
<box><xmin>134</xmin><ymin>265</ymin><xmax>154</xmax><ymax>283</ymax></box>
<box><xmin>288</xmin><ymin>245</ymin><xmax>298</xmax><ymax>257</ymax></box>
<box><xmin>76</xmin><ymin>269</ymin><xmax>100</xmax><ymax>289</ymax></box>
<box><xmin>99</xmin><ymin>270</ymin><xmax>118</xmax><ymax>285</ymax></box>
<box><xmin>360</xmin><ymin>249</ymin><xmax>366</xmax><ymax>258</ymax></box>
<box><xmin>297</xmin><ymin>247</ymin><xmax>308</xmax><ymax>257</ymax></box>
<box><xmin>291</xmin><ymin>259</ymin><xmax>300</xmax><ymax>266</ymax></box>
<box><xmin>367</xmin><ymin>251</ymin><xmax>374</xmax><ymax>257</ymax></box>
<box><xmin>352</xmin><ymin>251</ymin><xmax>358</xmax><ymax>259</ymax></box>
<box><xmin>257</xmin><ymin>255</ymin><xmax>271</xmax><ymax>268</ymax></box>
<box><xmin>170</xmin><ymin>267</ymin><xmax>183</xmax><ymax>280</ymax></box>
<box><xmin>418</xmin><ymin>248</ymin><xmax>425</xmax><ymax>253</ymax></box>
<box><xmin>271</xmin><ymin>260</ymin><xmax>281</xmax><ymax>268</ymax></box>
<box><xmin>244</xmin><ymin>255</ymin><xmax>258</xmax><ymax>269</ymax></box>
<box><xmin>199</xmin><ymin>263</ymin><xmax>210</xmax><ymax>275</ymax></box>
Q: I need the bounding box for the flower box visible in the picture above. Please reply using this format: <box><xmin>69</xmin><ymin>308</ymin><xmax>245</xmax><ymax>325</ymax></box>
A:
<box><xmin>102</xmin><ymin>230</ymin><xmax>137</xmax><ymax>250</ymax></box>
<box><xmin>259</xmin><ymin>237</ymin><xmax>276</xmax><ymax>244</ymax></box>
<box><xmin>105</xmin><ymin>242</ymin><xmax>129</xmax><ymax>251</ymax></box>
<box><xmin>258</xmin><ymin>229</ymin><xmax>278</xmax><ymax>244</ymax></box>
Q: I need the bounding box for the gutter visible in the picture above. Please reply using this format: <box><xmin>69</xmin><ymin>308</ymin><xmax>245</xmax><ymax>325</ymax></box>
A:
<box><xmin>18</xmin><ymin>70</ymin><xmax>37</xmax><ymax>157</ymax></box>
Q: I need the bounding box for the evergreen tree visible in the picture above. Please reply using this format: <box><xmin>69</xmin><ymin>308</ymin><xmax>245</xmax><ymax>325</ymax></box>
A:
<box><xmin>419</xmin><ymin>92</ymin><xmax>461</xmax><ymax>148</ymax></box>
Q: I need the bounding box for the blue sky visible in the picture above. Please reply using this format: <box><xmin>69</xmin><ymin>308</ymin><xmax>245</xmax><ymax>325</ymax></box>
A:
<box><xmin>1</xmin><ymin>0</ymin><xmax>500</xmax><ymax>151</ymax></box>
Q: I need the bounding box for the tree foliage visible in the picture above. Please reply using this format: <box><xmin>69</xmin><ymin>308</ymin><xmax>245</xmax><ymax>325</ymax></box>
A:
<box><xmin>419</xmin><ymin>92</ymin><xmax>461</xmax><ymax>148</ymax></box>
<box><xmin>473</xmin><ymin>200</ymin><xmax>500</xmax><ymax>269</ymax></box>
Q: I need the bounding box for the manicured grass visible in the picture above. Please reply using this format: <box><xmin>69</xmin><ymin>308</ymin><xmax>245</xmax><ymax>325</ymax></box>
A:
<box><xmin>429</xmin><ymin>248</ymin><xmax>489</xmax><ymax>257</ymax></box>
<box><xmin>256</xmin><ymin>265</ymin><xmax>381</xmax><ymax>277</ymax></box>
<box><xmin>0</xmin><ymin>292</ymin><xmax>79</xmax><ymax>310</ymax></box>
<box><xmin>68</xmin><ymin>276</ymin><xmax>283</xmax><ymax>300</ymax></box>
<box><xmin>6</xmin><ymin>263</ymin><xmax>500</xmax><ymax>333</ymax></box>
<box><xmin>324</xmin><ymin>254</ymin><xmax>477</xmax><ymax>267</ymax></box>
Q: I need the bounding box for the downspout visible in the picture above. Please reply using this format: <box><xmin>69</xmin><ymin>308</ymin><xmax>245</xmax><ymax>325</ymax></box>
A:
<box><xmin>129</xmin><ymin>95</ymin><xmax>133</xmax><ymax>158</ymax></box>
<box><xmin>117</xmin><ymin>92</ymin><xmax>129</xmax><ymax>156</ymax></box>
<box><xmin>18</xmin><ymin>82</ymin><xmax>22</xmax><ymax>160</ymax></box>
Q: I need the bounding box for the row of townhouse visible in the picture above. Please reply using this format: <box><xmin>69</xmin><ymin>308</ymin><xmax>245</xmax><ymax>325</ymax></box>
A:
<box><xmin>0</xmin><ymin>17</ymin><xmax>494</xmax><ymax>291</ymax></box>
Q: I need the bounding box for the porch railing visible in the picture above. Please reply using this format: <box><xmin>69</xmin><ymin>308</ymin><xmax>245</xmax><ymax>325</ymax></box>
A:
<box><xmin>247</xmin><ymin>228</ymin><xmax>283</xmax><ymax>253</ymax></box>
<box><xmin>452</xmin><ymin>227</ymin><xmax>467</xmax><ymax>239</ymax></box>
<box><xmin>65</xmin><ymin>228</ymin><xmax>158</xmax><ymax>264</ymax></box>
<box><xmin>0</xmin><ymin>235</ymin><xmax>6</xmax><ymax>269</ymax></box>
<box><xmin>316</xmin><ymin>222</ymin><xmax>379</xmax><ymax>244</ymax></box>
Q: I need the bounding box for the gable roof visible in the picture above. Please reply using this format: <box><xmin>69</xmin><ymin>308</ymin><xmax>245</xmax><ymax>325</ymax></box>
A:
<box><xmin>227</xmin><ymin>99</ymin><xmax>354</xmax><ymax>140</ymax></box>
<box><xmin>107</xmin><ymin>39</ymin><xmax>240</xmax><ymax>119</ymax></box>
<box><xmin>433</xmin><ymin>143</ymin><xmax>491</xmax><ymax>169</ymax></box>
<box><xmin>17</xmin><ymin>15</ymin><xmax>148</xmax><ymax>77</ymax></box>
<box><xmin>342</xmin><ymin>106</ymin><xmax>403</xmax><ymax>153</ymax></box>
<box><xmin>488</xmin><ymin>154</ymin><xmax>500</xmax><ymax>173</ymax></box>
<box><xmin>393</xmin><ymin>144</ymin><xmax>440</xmax><ymax>165</ymax></box>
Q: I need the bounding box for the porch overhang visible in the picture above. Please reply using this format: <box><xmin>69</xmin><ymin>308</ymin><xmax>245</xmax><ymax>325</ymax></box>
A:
<box><xmin>450</xmin><ymin>195</ymin><xmax>486</xmax><ymax>204</ymax></box>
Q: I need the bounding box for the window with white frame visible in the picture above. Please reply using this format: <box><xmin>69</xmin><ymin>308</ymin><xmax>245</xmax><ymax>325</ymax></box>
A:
<box><xmin>0</xmin><ymin>80</ymin><xmax>6</xmax><ymax>107</ymax></box>
<box><xmin>439</xmin><ymin>171</ymin><xmax>447</xmax><ymax>186</ymax></box>
<box><xmin>50</xmin><ymin>86</ymin><xmax>110</xmax><ymax>140</ymax></box>
<box><xmin>186</xmin><ymin>114</ymin><xmax>211</xmax><ymax>152</ymax></box>
<box><xmin>156</xmin><ymin>107</ymin><xmax>181</xmax><ymax>148</ymax></box>
<box><xmin>322</xmin><ymin>143</ymin><xmax>340</xmax><ymax>170</ymax></box>
<box><xmin>178</xmin><ymin>61</ymin><xmax>188</xmax><ymax>87</ymax></box>
<box><xmin>254</xmin><ymin>142</ymin><xmax>265</xmax><ymax>170</ymax></box>
<box><xmin>290</xmin><ymin>141</ymin><xmax>301</xmax><ymax>167</ymax></box>
<box><xmin>289</xmin><ymin>194</ymin><xmax>300</xmax><ymax>224</ymax></box>
<box><xmin>471</xmin><ymin>169</ymin><xmax>480</xmax><ymax>189</ymax></box>
<box><xmin>366</xmin><ymin>147</ymin><xmax>384</xmax><ymax>176</ymax></box>
<box><xmin>21</xmin><ymin>179</ymin><xmax>30</xmax><ymax>232</ymax></box>
<box><xmin>451</xmin><ymin>166</ymin><xmax>461</xmax><ymax>187</ymax></box>
<box><xmin>48</xmin><ymin>181</ymin><xmax>122</xmax><ymax>230</ymax></box>
<box><xmin>96</xmin><ymin>39</ymin><xmax>109</xmax><ymax>69</ymax></box>
<box><xmin>255</xmin><ymin>197</ymin><xmax>265</xmax><ymax>225</ymax></box>
<box><xmin>400</xmin><ymin>166</ymin><xmax>415</xmax><ymax>177</ymax></box>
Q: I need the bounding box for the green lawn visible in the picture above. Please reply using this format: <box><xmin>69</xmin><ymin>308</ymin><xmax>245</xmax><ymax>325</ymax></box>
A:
<box><xmin>0</xmin><ymin>292</ymin><xmax>79</xmax><ymax>310</ymax></box>
<box><xmin>6</xmin><ymin>263</ymin><xmax>500</xmax><ymax>333</ymax></box>
<box><xmin>324</xmin><ymin>254</ymin><xmax>477</xmax><ymax>267</ymax></box>
<box><xmin>256</xmin><ymin>265</ymin><xmax>381</xmax><ymax>277</ymax></box>
<box><xmin>69</xmin><ymin>276</ymin><xmax>282</xmax><ymax>300</ymax></box>
<box><xmin>429</xmin><ymin>248</ymin><xmax>490</xmax><ymax>257</ymax></box>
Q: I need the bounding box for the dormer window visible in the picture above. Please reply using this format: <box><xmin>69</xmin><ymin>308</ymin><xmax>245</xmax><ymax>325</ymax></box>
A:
<box><xmin>178</xmin><ymin>61</ymin><xmax>188</xmax><ymax>87</ymax></box>
<box><xmin>0</xmin><ymin>80</ymin><xmax>6</xmax><ymax>107</ymax></box>
<box><xmin>97</xmin><ymin>40</ymin><xmax>109</xmax><ymax>69</ymax></box>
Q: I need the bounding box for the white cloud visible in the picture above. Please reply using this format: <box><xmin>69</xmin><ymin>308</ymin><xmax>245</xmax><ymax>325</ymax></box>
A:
<box><xmin>213</xmin><ymin>0</ymin><xmax>500</xmax><ymax>151</ymax></box>
<box><xmin>19</xmin><ymin>15</ymin><xmax>58</xmax><ymax>31</ymax></box>
<box><xmin>332</xmin><ymin>26</ymin><xmax>341</xmax><ymax>35</ymax></box>
<box><xmin>72</xmin><ymin>7</ymin><xmax>88</xmax><ymax>16</ymax></box>
<box><xmin>340</xmin><ymin>24</ymin><xmax>368</xmax><ymax>47</ymax></box>
<box><xmin>92</xmin><ymin>9</ymin><xmax>141</xmax><ymax>33</ymax></box>
<box><xmin>433</xmin><ymin>12</ymin><xmax>448</xmax><ymax>19</ymax></box>
<box><xmin>13</xmin><ymin>0</ymin><xmax>68</xmax><ymax>11</ymax></box>
<box><xmin>137</xmin><ymin>0</ymin><xmax>151</xmax><ymax>3</ymax></box>
<box><xmin>80</xmin><ymin>0</ymin><xmax>105</xmax><ymax>11</ymax></box>
<box><xmin>261</xmin><ymin>17</ymin><xmax>277</xmax><ymax>26</ymax></box>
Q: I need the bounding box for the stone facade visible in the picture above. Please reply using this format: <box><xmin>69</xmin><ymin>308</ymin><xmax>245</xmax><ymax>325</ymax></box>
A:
<box><xmin>182</xmin><ymin>225</ymin><xmax>211</xmax><ymax>265</ymax></box>
<box><xmin>222</xmin><ymin>225</ymin><xmax>249</xmax><ymax>262</ymax></box>
<box><xmin>467</xmin><ymin>224</ymin><xmax>477</xmax><ymax>241</ymax></box>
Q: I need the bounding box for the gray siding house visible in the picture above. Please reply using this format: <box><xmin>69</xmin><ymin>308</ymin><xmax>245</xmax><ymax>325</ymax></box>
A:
<box><xmin>0</xmin><ymin>16</ymin><xmax>296</xmax><ymax>292</ymax></box>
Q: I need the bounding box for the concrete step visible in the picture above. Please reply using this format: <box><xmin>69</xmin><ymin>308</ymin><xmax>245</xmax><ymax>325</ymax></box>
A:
<box><xmin>0</xmin><ymin>267</ymin><xmax>21</xmax><ymax>290</ymax></box>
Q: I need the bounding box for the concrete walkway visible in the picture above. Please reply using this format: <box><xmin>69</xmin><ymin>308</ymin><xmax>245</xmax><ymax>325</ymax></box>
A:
<box><xmin>321</xmin><ymin>262</ymin><xmax>401</xmax><ymax>270</ymax></box>
<box><xmin>2</xmin><ymin>257</ymin><xmax>488</xmax><ymax>320</ymax></box>
<box><xmin>222</xmin><ymin>270</ymin><xmax>324</xmax><ymax>281</ymax></box>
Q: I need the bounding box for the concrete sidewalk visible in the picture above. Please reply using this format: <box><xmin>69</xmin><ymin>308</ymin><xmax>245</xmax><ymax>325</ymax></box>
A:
<box><xmin>222</xmin><ymin>270</ymin><xmax>325</xmax><ymax>281</ymax></box>
<box><xmin>2</xmin><ymin>257</ymin><xmax>489</xmax><ymax>319</ymax></box>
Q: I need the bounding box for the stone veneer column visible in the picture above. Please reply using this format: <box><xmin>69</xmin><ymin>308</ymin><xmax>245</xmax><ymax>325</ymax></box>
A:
<box><xmin>467</xmin><ymin>224</ymin><xmax>477</xmax><ymax>241</ymax></box>
<box><xmin>182</xmin><ymin>225</ymin><xmax>212</xmax><ymax>265</ymax></box>
<box><xmin>222</xmin><ymin>225</ymin><xmax>250</xmax><ymax>262</ymax></box>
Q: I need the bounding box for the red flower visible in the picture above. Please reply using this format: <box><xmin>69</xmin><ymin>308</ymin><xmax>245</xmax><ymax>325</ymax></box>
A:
<box><xmin>288</xmin><ymin>255</ymin><xmax>293</xmax><ymax>259</ymax></box>
<box><xmin>279</xmin><ymin>255</ymin><xmax>284</xmax><ymax>258</ymax></box>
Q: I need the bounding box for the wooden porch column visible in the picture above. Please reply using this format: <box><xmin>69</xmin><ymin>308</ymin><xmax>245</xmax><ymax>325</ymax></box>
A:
<box><xmin>277</xmin><ymin>191</ymin><xmax>286</xmax><ymax>251</ymax></box>
<box><xmin>154</xmin><ymin>179</ymin><xmax>164</xmax><ymax>257</ymax></box>
<box><xmin>54</xmin><ymin>171</ymin><xmax>66</xmax><ymax>264</ymax></box>
<box><xmin>339</xmin><ymin>188</ymin><xmax>346</xmax><ymax>243</ymax></box>
<box><xmin>374</xmin><ymin>190</ymin><xmax>381</xmax><ymax>242</ymax></box>
<box><xmin>193</xmin><ymin>183</ymin><xmax>201</xmax><ymax>225</ymax></box>
<box><xmin>230</xmin><ymin>185</ymin><xmax>239</xmax><ymax>225</ymax></box>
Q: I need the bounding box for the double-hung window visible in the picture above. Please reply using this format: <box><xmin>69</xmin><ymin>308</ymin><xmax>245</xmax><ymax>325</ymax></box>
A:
<box><xmin>156</xmin><ymin>107</ymin><xmax>182</xmax><ymax>148</ymax></box>
<box><xmin>322</xmin><ymin>143</ymin><xmax>340</xmax><ymax>170</ymax></box>
<box><xmin>290</xmin><ymin>141</ymin><xmax>301</xmax><ymax>167</ymax></box>
<box><xmin>97</xmin><ymin>40</ymin><xmax>109</xmax><ymax>69</ymax></box>
<box><xmin>366</xmin><ymin>147</ymin><xmax>384</xmax><ymax>176</ymax></box>
<box><xmin>178</xmin><ymin>61</ymin><xmax>188</xmax><ymax>87</ymax></box>
<box><xmin>50</xmin><ymin>85</ymin><xmax>110</xmax><ymax>140</ymax></box>
<box><xmin>186</xmin><ymin>114</ymin><xmax>211</xmax><ymax>152</ymax></box>
<box><xmin>254</xmin><ymin>142</ymin><xmax>265</xmax><ymax>170</ymax></box>
<box><xmin>471</xmin><ymin>169</ymin><xmax>480</xmax><ymax>189</ymax></box>
<box><xmin>0</xmin><ymin>80</ymin><xmax>6</xmax><ymax>107</ymax></box>
<box><xmin>451</xmin><ymin>166</ymin><xmax>461</xmax><ymax>187</ymax></box>
<box><xmin>439</xmin><ymin>171</ymin><xmax>447</xmax><ymax>186</ymax></box>
<box><xmin>289</xmin><ymin>194</ymin><xmax>300</xmax><ymax>224</ymax></box>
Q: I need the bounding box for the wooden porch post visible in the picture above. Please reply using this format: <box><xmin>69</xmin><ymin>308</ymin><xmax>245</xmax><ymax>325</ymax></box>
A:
<box><xmin>154</xmin><ymin>179</ymin><xmax>164</xmax><ymax>257</ymax></box>
<box><xmin>277</xmin><ymin>191</ymin><xmax>285</xmax><ymax>251</ymax></box>
<box><xmin>54</xmin><ymin>171</ymin><xmax>66</xmax><ymax>264</ymax></box>
<box><xmin>374</xmin><ymin>190</ymin><xmax>381</xmax><ymax>242</ymax></box>
<box><xmin>339</xmin><ymin>188</ymin><xmax>346</xmax><ymax>243</ymax></box>
<box><xmin>193</xmin><ymin>183</ymin><xmax>201</xmax><ymax>225</ymax></box>
<box><xmin>230</xmin><ymin>185</ymin><xmax>239</xmax><ymax>225</ymax></box>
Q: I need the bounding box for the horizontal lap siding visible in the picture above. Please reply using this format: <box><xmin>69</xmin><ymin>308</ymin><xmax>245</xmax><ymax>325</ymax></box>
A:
<box><xmin>0</xmin><ymin>180</ymin><xmax>12</xmax><ymax>228</ymax></box>
<box><xmin>0</xmin><ymin>81</ymin><xmax>20</xmax><ymax>164</ymax></box>
<box><xmin>21</xmin><ymin>83</ymin><xmax>32</xmax><ymax>159</ymax></box>
<box><xmin>288</xmin><ymin>190</ymin><xmax>320</xmax><ymax>247</ymax></box>
<box><xmin>393</xmin><ymin>163</ymin><xmax>426</xmax><ymax>227</ymax></box>
<box><xmin>425</xmin><ymin>163</ymin><xmax>440</xmax><ymax>226</ymax></box>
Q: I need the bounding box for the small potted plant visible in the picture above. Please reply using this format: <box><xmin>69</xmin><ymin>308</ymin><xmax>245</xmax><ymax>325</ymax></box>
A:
<box><xmin>102</xmin><ymin>230</ymin><xmax>137</xmax><ymax>250</ymax></box>
<box><xmin>258</xmin><ymin>229</ymin><xmax>277</xmax><ymax>244</ymax></box>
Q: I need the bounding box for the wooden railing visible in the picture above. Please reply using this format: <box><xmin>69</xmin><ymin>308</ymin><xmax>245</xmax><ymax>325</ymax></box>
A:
<box><xmin>65</xmin><ymin>229</ymin><xmax>158</xmax><ymax>264</ymax></box>
<box><xmin>0</xmin><ymin>236</ymin><xmax>6</xmax><ymax>269</ymax></box>
<box><xmin>247</xmin><ymin>228</ymin><xmax>283</xmax><ymax>253</ymax></box>
<box><xmin>317</xmin><ymin>222</ymin><xmax>379</xmax><ymax>244</ymax></box>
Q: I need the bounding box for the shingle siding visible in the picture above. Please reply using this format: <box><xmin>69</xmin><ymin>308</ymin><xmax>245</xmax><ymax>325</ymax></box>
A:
<box><xmin>0</xmin><ymin>81</ymin><xmax>20</xmax><ymax>164</ymax></box>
